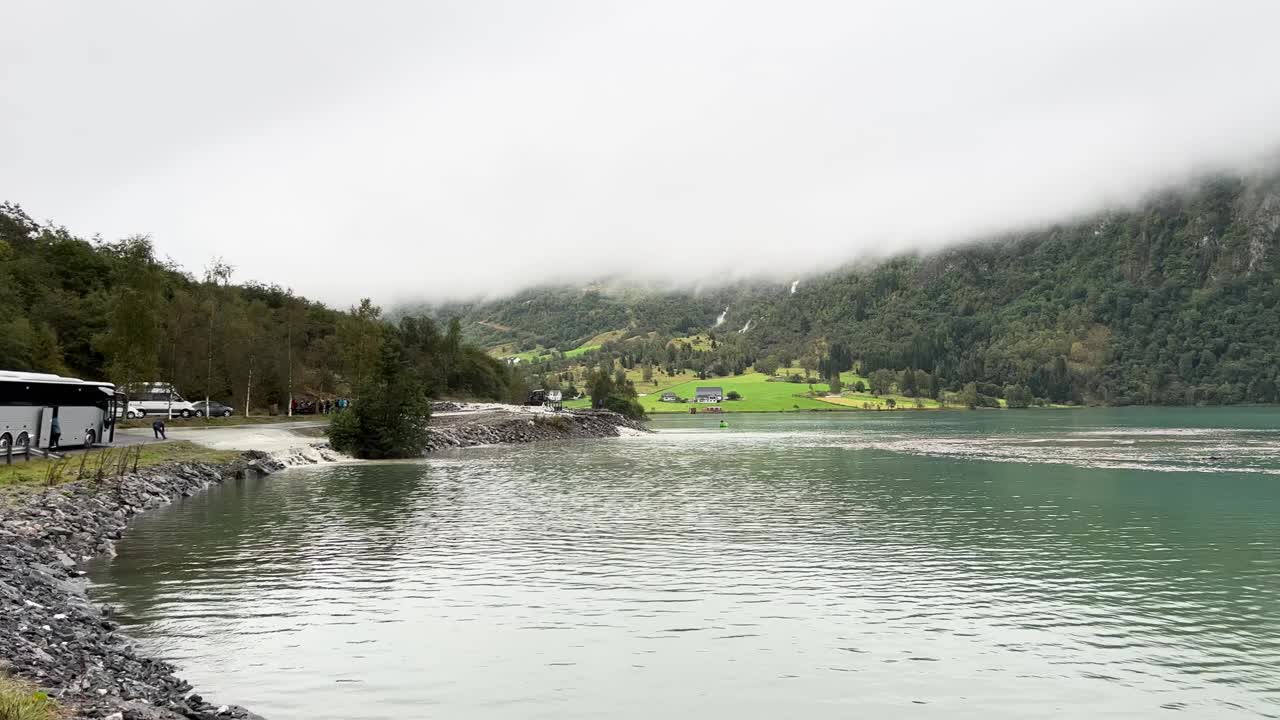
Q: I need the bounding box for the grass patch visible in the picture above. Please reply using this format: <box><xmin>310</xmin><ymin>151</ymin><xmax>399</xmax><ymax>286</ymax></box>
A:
<box><xmin>0</xmin><ymin>675</ymin><xmax>58</xmax><ymax>720</ymax></box>
<box><xmin>669</xmin><ymin>334</ymin><xmax>714</xmax><ymax>351</ymax></box>
<box><xmin>627</xmin><ymin>368</ymin><xmax>700</xmax><ymax>396</ymax></box>
<box><xmin>499</xmin><ymin>332</ymin><xmax>620</xmax><ymax>364</ymax></box>
<box><xmin>636</xmin><ymin>372</ymin><xmax>840</xmax><ymax>413</ymax></box>
<box><xmin>580</xmin><ymin>329</ymin><xmax>626</xmax><ymax>346</ymax></box>
<box><xmin>0</xmin><ymin>440</ymin><xmax>239</xmax><ymax>491</ymax></box>
<box><xmin>508</xmin><ymin>348</ymin><xmax>551</xmax><ymax>363</ymax></box>
<box><xmin>819</xmin><ymin>393</ymin><xmax>943</xmax><ymax>410</ymax></box>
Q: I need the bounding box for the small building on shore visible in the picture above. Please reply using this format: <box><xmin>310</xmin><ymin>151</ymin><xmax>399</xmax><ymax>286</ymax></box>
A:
<box><xmin>694</xmin><ymin>386</ymin><xmax>723</xmax><ymax>403</ymax></box>
<box><xmin>660</xmin><ymin>391</ymin><xmax>680</xmax><ymax>402</ymax></box>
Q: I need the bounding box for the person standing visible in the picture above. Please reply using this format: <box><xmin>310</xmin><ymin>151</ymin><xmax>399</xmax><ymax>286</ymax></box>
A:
<box><xmin>49</xmin><ymin>410</ymin><xmax>62</xmax><ymax>450</ymax></box>
<box><xmin>152</xmin><ymin>418</ymin><xmax>166</xmax><ymax>440</ymax></box>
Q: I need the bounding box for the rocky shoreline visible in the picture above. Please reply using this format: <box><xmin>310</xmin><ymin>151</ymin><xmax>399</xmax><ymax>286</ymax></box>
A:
<box><xmin>0</xmin><ymin>409</ymin><xmax>645</xmax><ymax>719</ymax></box>
<box><xmin>421</xmin><ymin>408</ymin><xmax>648</xmax><ymax>452</ymax></box>
<box><xmin>0</xmin><ymin>445</ymin><xmax>344</xmax><ymax>720</ymax></box>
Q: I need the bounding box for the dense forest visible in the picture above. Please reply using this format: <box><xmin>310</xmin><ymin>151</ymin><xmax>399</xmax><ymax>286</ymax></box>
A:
<box><xmin>0</xmin><ymin>203</ymin><xmax>519</xmax><ymax>412</ymax></box>
<box><xmin>420</xmin><ymin>173</ymin><xmax>1280</xmax><ymax>407</ymax></box>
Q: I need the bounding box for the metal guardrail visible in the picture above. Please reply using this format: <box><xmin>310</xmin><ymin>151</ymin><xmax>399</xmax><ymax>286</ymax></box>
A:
<box><xmin>4</xmin><ymin>442</ymin><xmax>64</xmax><ymax>464</ymax></box>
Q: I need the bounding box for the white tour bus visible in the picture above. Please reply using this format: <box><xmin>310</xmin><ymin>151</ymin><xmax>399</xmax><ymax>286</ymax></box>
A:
<box><xmin>122</xmin><ymin>382</ymin><xmax>198</xmax><ymax>418</ymax></box>
<box><xmin>0</xmin><ymin>370</ymin><xmax>125</xmax><ymax>455</ymax></box>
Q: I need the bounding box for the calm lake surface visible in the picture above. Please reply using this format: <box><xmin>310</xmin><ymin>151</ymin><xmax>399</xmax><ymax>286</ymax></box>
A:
<box><xmin>88</xmin><ymin>409</ymin><xmax>1280</xmax><ymax>719</ymax></box>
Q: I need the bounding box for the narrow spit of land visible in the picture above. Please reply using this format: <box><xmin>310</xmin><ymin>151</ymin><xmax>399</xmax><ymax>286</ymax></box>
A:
<box><xmin>423</xmin><ymin>403</ymin><xmax>647</xmax><ymax>452</ymax></box>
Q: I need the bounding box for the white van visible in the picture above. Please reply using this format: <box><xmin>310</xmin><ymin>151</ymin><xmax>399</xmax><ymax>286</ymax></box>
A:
<box><xmin>123</xmin><ymin>382</ymin><xmax>198</xmax><ymax>418</ymax></box>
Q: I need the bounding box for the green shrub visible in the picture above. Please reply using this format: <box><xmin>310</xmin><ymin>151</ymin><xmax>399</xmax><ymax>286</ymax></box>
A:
<box><xmin>326</xmin><ymin>407</ymin><xmax>361</xmax><ymax>451</ymax></box>
<box><xmin>327</xmin><ymin>338</ymin><xmax>431</xmax><ymax>459</ymax></box>
<box><xmin>585</xmin><ymin>369</ymin><xmax>647</xmax><ymax>420</ymax></box>
<box><xmin>600</xmin><ymin>392</ymin><xmax>646</xmax><ymax>420</ymax></box>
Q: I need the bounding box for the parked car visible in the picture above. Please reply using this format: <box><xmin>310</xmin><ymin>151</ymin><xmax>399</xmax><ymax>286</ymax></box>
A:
<box><xmin>123</xmin><ymin>382</ymin><xmax>197</xmax><ymax>418</ymax></box>
<box><xmin>191</xmin><ymin>400</ymin><xmax>234</xmax><ymax>418</ymax></box>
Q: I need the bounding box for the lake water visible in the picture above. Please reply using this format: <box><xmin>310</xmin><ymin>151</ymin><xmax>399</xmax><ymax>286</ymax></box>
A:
<box><xmin>88</xmin><ymin>409</ymin><xmax>1280</xmax><ymax>719</ymax></box>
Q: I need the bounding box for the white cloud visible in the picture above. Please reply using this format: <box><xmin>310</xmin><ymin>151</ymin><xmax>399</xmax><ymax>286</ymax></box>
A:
<box><xmin>3</xmin><ymin>1</ymin><xmax>1279</xmax><ymax>305</ymax></box>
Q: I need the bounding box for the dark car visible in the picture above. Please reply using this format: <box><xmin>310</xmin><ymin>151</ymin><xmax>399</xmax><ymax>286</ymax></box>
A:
<box><xmin>192</xmin><ymin>400</ymin><xmax>234</xmax><ymax>418</ymax></box>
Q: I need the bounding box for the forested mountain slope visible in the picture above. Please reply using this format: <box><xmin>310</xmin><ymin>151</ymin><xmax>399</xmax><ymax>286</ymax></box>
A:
<box><xmin>0</xmin><ymin>203</ymin><xmax>516</xmax><ymax>410</ymax></box>
<box><xmin>424</xmin><ymin>174</ymin><xmax>1280</xmax><ymax>405</ymax></box>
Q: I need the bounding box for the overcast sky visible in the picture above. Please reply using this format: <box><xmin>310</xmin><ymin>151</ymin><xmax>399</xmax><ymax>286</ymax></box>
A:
<box><xmin>4</xmin><ymin>1</ymin><xmax>1279</xmax><ymax>306</ymax></box>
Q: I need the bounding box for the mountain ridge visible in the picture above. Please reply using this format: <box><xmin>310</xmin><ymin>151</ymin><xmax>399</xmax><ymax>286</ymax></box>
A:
<box><xmin>409</xmin><ymin>171</ymin><xmax>1280</xmax><ymax>406</ymax></box>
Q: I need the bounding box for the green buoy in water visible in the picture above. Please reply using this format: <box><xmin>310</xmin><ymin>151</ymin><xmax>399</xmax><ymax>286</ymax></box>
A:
<box><xmin>719</xmin><ymin>420</ymin><xmax>729</xmax><ymax>428</ymax></box>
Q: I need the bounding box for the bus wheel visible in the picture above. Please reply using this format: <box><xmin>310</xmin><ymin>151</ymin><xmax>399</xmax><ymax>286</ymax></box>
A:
<box><xmin>0</xmin><ymin>433</ymin><xmax>11</xmax><ymax>453</ymax></box>
<box><xmin>180</xmin><ymin>409</ymin><xmax>192</xmax><ymax>418</ymax></box>
<box><xmin>15</xmin><ymin>432</ymin><xmax>29</xmax><ymax>451</ymax></box>
<box><xmin>134</xmin><ymin>409</ymin><xmax>146</xmax><ymax>418</ymax></box>
<box><xmin>86</xmin><ymin>430</ymin><xmax>97</xmax><ymax>446</ymax></box>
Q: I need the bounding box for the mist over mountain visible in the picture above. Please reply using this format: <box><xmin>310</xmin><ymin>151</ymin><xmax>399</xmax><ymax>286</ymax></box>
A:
<box><xmin>409</xmin><ymin>171</ymin><xmax>1280</xmax><ymax>405</ymax></box>
<box><xmin>5</xmin><ymin>2</ymin><xmax>1280</xmax><ymax>304</ymax></box>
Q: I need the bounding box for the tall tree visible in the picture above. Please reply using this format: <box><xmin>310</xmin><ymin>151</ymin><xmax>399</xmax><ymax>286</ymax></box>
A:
<box><xmin>94</xmin><ymin>236</ymin><xmax>163</xmax><ymax>388</ymax></box>
<box><xmin>339</xmin><ymin>298</ymin><xmax>384</xmax><ymax>392</ymax></box>
<box><xmin>328</xmin><ymin>332</ymin><xmax>431</xmax><ymax>459</ymax></box>
<box><xmin>202</xmin><ymin>258</ymin><xmax>235</xmax><ymax>413</ymax></box>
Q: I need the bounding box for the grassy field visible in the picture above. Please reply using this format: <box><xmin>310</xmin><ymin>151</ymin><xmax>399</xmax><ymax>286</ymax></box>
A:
<box><xmin>0</xmin><ymin>440</ymin><xmax>240</xmax><ymax>492</ymax></box>
<box><xmin>565</xmin><ymin>368</ymin><xmax>956</xmax><ymax>413</ymax></box>
<box><xmin>643</xmin><ymin>373</ymin><xmax>841</xmax><ymax>412</ymax></box>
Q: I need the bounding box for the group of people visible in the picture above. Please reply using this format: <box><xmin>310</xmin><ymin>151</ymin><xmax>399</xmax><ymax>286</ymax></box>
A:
<box><xmin>289</xmin><ymin>397</ymin><xmax>350</xmax><ymax>415</ymax></box>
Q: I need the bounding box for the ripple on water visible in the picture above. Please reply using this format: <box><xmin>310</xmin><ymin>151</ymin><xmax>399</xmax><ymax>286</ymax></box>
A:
<box><xmin>88</xmin><ymin>410</ymin><xmax>1280</xmax><ymax>719</ymax></box>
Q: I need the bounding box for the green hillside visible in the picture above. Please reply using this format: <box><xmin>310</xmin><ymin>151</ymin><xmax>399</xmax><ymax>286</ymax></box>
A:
<box><xmin>0</xmin><ymin>203</ymin><xmax>520</xmax><ymax>411</ymax></box>
<box><xmin>421</xmin><ymin>172</ymin><xmax>1280</xmax><ymax>408</ymax></box>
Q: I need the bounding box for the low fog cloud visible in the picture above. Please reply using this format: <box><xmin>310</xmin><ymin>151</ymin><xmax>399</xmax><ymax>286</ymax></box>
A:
<box><xmin>3</xmin><ymin>1</ymin><xmax>1280</xmax><ymax>306</ymax></box>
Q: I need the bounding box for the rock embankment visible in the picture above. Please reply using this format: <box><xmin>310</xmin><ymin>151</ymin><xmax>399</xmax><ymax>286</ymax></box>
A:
<box><xmin>422</xmin><ymin>409</ymin><xmax>646</xmax><ymax>453</ymax></box>
<box><xmin>0</xmin><ymin>444</ymin><xmax>343</xmax><ymax>720</ymax></box>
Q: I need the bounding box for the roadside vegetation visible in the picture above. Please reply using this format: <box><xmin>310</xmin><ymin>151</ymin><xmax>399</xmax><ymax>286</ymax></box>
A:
<box><xmin>0</xmin><ymin>676</ymin><xmax>57</xmax><ymax>720</ymax></box>
<box><xmin>0</xmin><ymin>441</ymin><xmax>239</xmax><ymax>492</ymax></box>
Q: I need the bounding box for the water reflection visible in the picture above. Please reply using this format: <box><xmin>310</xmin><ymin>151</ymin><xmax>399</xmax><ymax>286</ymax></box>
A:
<box><xmin>90</xmin><ymin>409</ymin><xmax>1280</xmax><ymax>719</ymax></box>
